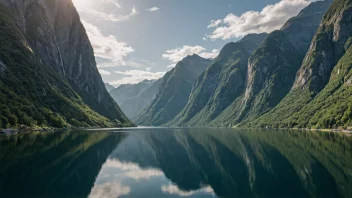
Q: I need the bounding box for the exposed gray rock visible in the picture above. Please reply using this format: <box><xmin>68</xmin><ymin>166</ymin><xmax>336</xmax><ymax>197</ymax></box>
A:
<box><xmin>0</xmin><ymin>59</ymin><xmax>7</xmax><ymax>77</ymax></box>
<box><xmin>219</xmin><ymin>0</ymin><xmax>333</xmax><ymax>124</ymax></box>
<box><xmin>346</xmin><ymin>76</ymin><xmax>352</xmax><ymax>86</ymax></box>
<box><xmin>294</xmin><ymin>1</ymin><xmax>352</xmax><ymax>93</ymax></box>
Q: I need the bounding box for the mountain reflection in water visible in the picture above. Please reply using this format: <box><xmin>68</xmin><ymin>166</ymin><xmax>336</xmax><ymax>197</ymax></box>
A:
<box><xmin>0</xmin><ymin>128</ymin><xmax>351</xmax><ymax>198</ymax></box>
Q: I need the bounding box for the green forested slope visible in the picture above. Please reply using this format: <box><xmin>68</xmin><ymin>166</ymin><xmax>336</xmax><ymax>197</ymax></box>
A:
<box><xmin>248</xmin><ymin>0</ymin><xmax>352</xmax><ymax>129</ymax></box>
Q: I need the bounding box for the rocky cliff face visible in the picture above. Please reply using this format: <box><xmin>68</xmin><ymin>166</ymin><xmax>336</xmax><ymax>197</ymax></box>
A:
<box><xmin>169</xmin><ymin>33</ymin><xmax>267</xmax><ymax>126</ymax></box>
<box><xmin>236</xmin><ymin>0</ymin><xmax>332</xmax><ymax>123</ymax></box>
<box><xmin>2</xmin><ymin>0</ymin><xmax>124</xmax><ymax>119</ymax></box>
<box><xmin>249</xmin><ymin>0</ymin><xmax>352</xmax><ymax>129</ymax></box>
<box><xmin>294</xmin><ymin>0</ymin><xmax>351</xmax><ymax>92</ymax></box>
<box><xmin>0</xmin><ymin>0</ymin><xmax>133</xmax><ymax>128</ymax></box>
<box><xmin>136</xmin><ymin>55</ymin><xmax>212</xmax><ymax>126</ymax></box>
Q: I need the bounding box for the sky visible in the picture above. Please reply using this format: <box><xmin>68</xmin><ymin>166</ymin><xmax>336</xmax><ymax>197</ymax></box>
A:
<box><xmin>72</xmin><ymin>0</ymin><xmax>316</xmax><ymax>87</ymax></box>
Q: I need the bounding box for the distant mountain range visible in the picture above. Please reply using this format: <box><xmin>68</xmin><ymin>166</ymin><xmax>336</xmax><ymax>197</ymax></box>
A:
<box><xmin>109</xmin><ymin>79</ymin><xmax>159</xmax><ymax>120</ymax></box>
<box><xmin>104</xmin><ymin>83</ymin><xmax>115</xmax><ymax>92</ymax></box>
<box><xmin>111</xmin><ymin>0</ymin><xmax>352</xmax><ymax>129</ymax></box>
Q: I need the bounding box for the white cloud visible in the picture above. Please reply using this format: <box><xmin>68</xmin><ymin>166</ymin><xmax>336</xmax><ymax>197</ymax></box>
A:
<box><xmin>207</xmin><ymin>19</ymin><xmax>222</xmax><ymax>28</ymax></box>
<box><xmin>161</xmin><ymin>184</ymin><xmax>214</xmax><ymax>197</ymax></box>
<box><xmin>146</xmin><ymin>6</ymin><xmax>160</xmax><ymax>12</ymax></box>
<box><xmin>104</xmin><ymin>159</ymin><xmax>164</xmax><ymax>180</ymax></box>
<box><xmin>125</xmin><ymin>169</ymin><xmax>164</xmax><ymax>180</ymax></box>
<box><xmin>89</xmin><ymin>159</ymin><xmax>164</xmax><ymax>198</ymax></box>
<box><xmin>163</xmin><ymin>46</ymin><xmax>219</xmax><ymax>62</ymax></box>
<box><xmin>98</xmin><ymin>69</ymin><xmax>111</xmax><ymax>75</ymax></box>
<box><xmin>200</xmin><ymin>49</ymin><xmax>219</xmax><ymax>59</ymax></box>
<box><xmin>146</xmin><ymin>67</ymin><xmax>152</xmax><ymax>72</ymax></box>
<box><xmin>89</xmin><ymin>182</ymin><xmax>130</xmax><ymax>198</ymax></box>
<box><xmin>100</xmin><ymin>0</ymin><xmax>121</xmax><ymax>8</ymax></box>
<box><xmin>110</xmin><ymin>70</ymin><xmax>166</xmax><ymax>85</ymax></box>
<box><xmin>82</xmin><ymin>21</ymin><xmax>134</xmax><ymax>66</ymax></box>
<box><xmin>163</xmin><ymin>46</ymin><xmax>205</xmax><ymax>62</ymax></box>
<box><xmin>74</xmin><ymin>1</ymin><xmax>138</xmax><ymax>22</ymax></box>
<box><xmin>167</xmin><ymin>64</ymin><xmax>176</xmax><ymax>69</ymax></box>
<box><xmin>207</xmin><ymin>0</ymin><xmax>312</xmax><ymax>40</ymax></box>
<box><xmin>131</xmin><ymin>6</ymin><xmax>138</xmax><ymax>15</ymax></box>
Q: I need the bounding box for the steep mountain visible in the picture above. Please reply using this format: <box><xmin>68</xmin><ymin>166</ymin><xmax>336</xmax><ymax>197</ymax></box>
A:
<box><xmin>136</xmin><ymin>55</ymin><xmax>212</xmax><ymax>126</ymax></box>
<box><xmin>169</xmin><ymin>33</ymin><xmax>268</xmax><ymax>126</ymax></box>
<box><xmin>0</xmin><ymin>0</ymin><xmax>133</xmax><ymax>128</ymax></box>
<box><xmin>104</xmin><ymin>83</ymin><xmax>115</xmax><ymax>92</ymax></box>
<box><xmin>110</xmin><ymin>79</ymin><xmax>159</xmax><ymax>119</ymax></box>
<box><xmin>210</xmin><ymin>0</ymin><xmax>332</xmax><ymax>127</ymax></box>
<box><xmin>248</xmin><ymin>0</ymin><xmax>352</xmax><ymax>129</ymax></box>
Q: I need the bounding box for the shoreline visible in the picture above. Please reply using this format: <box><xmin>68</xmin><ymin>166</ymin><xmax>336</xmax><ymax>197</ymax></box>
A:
<box><xmin>1</xmin><ymin>126</ymin><xmax>352</xmax><ymax>135</ymax></box>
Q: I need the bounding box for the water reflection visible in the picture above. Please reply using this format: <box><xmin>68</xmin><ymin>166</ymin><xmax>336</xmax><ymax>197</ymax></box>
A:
<box><xmin>0</xmin><ymin>130</ymin><xmax>125</xmax><ymax>198</ymax></box>
<box><xmin>0</xmin><ymin>128</ymin><xmax>351</xmax><ymax>198</ymax></box>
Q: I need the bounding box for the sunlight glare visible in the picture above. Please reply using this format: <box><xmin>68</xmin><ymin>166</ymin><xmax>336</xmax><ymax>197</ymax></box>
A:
<box><xmin>72</xmin><ymin>0</ymin><xmax>92</xmax><ymax>9</ymax></box>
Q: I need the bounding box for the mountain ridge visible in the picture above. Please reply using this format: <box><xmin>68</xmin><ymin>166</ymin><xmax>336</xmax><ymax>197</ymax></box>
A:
<box><xmin>168</xmin><ymin>33</ymin><xmax>268</xmax><ymax>126</ymax></box>
<box><xmin>136</xmin><ymin>54</ymin><xmax>212</xmax><ymax>126</ymax></box>
<box><xmin>248</xmin><ymin>0</ymin><xmax>352</xmax><ymax>129</ymax></box>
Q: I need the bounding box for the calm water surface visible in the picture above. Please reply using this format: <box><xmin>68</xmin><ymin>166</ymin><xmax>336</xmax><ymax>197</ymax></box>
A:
<box><xmin>0</xmin><ymin>128</ymin><xmax>351</xmax><ymax>198</ymax></box>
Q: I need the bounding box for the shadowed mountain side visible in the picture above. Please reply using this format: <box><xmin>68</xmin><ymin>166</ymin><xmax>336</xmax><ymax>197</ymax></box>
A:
<box><xmin>0</xmin><ymin>0</ymin><xmax>133</xmax><ymax>128</ymax></box>
<box><xmin>0</xmin><ymin>131</ymin><xmax>125</xmax><ymax>198</ymax></box>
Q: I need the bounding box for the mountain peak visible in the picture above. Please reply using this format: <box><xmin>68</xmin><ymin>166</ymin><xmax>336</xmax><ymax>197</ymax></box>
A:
<box><xmin>240</xmin><ymin>33</ymin><xmax>268</xmax><ymax>43</ymax></box>
<box><xmin>141</xmin><ymin>79</ymin><xmax>156</xmax><ymax>84</ymax></box>
<box><xmin>297</xmin><ymin>0</ymin><xmax>333</xmax><ymax>17</ymax></box>
<box><xmin>183</xmin><ymin>53</ymin><xmax>203</xmax><ymax>60</ymax></box>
